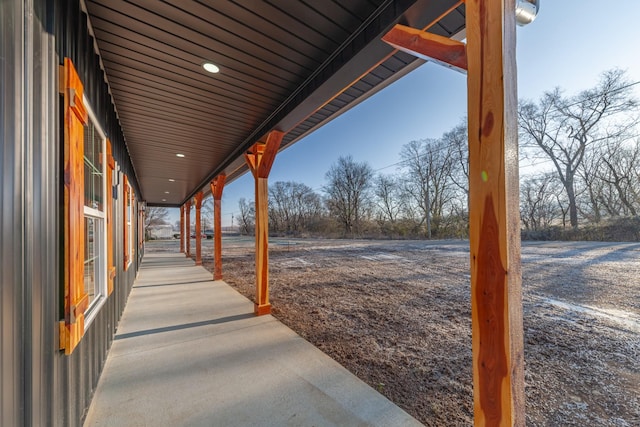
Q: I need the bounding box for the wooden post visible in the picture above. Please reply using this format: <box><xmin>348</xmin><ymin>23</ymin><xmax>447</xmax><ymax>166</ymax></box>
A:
<box><xmin>244</xmin><ymin>130</ymin><xmax>284</xmax><ymax>315</ymax></box>
<box><xmin>466</xmin><ymin>0</ymin><xmax>524</xmax><ymax>425</ymax></box>
<box><xmin>194</xmin><ymin>191</ymin><xmax>204</xmax><ymax>265</ymax></box>
<box><xmin>210</xmin><ymin>174</ymin><xmax>226</xmax><ymax>280</ymax></box>
<box><xmin>179</xmin><ymin>204</ymin><xmax>185</xmax><ymax>253</ymax></box>
<box><xmin>254</xmin><ymin>175</ymin><xmax>269</xmax><ymax>311</ymax></box>
<box><xmin>185</xmin><ymin>201</ymin><xmax>191</xmax><ymax>258</ymax></box>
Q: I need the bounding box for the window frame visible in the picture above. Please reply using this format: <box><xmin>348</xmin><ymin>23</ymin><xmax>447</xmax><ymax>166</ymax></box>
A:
<box><xmin>124</xmin><ymin>176</ymin><xmax>134</xmax><ymax>270</ymax></box>
<box><xmin>82</xmin><ymin>96</ymin><xmax>109</xmax><ymax>329</ymax></box>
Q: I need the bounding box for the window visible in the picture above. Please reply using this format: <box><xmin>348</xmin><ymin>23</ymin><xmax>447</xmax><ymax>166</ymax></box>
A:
<box><xmin>60</xmin><ymin>57</ymin><xmax>110</xmax><ymax>354</ymax></box>
<box><xmin>123</xmin><ymin>176</ymin><xmax>133</xmax><ymax>270</ymax></box>
<box><xmin>128</xmin><ymin>186</ymin><xmax>133</xmax><ymax>268</ymax></box>
<box><xmin>82</xmin><ymin>101</ymin><xmax>108</xmax><ymax>326</ymax></box>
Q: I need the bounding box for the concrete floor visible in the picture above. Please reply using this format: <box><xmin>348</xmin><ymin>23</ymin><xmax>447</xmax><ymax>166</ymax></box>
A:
<box><xmin>83</xmin><ymin>252</ymin><xmax>422</xmax><ymax>427</ymax></box>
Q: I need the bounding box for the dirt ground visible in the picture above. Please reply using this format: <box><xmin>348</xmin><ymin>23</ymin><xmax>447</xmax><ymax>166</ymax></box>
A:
<box><xmin>176</xmin><ymin>237</ymin><xmax>639</xmax><ymax>426</ymax></box>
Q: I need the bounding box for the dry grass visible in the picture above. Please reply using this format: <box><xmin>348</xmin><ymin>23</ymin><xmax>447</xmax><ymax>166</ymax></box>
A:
<box><xmin>189</xmin><ymin>238</ymin><xmax>640</xmax><ymax>426</ymax></box>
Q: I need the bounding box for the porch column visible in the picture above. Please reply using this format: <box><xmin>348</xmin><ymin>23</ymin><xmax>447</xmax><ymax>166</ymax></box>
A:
<box><xmin>210</xmin><ymin>174</ymin><xmax>226</xmax><ymax>280</ymax></box>
<box><xmin>185</xmin><ymin>201</ymin><xmax>191</xmax><ymax>258</ymax></box>
<box><xmin>466</xmin><ymin>0</ymin><xmax>524</xmax><ymax>425</ymax></box>
<box><xmin>180</xmin><ymin>204</ymin><xmax>185</xmax><ymax>253</ymax></box>
<box><xmin>244</xmin><ymin>130</ymin><xmax>284</xmax><ymax>316</ymax></box>
<box><xmin>194</xmin><ymin>191</ymin><xmax>204</xmax><ymax>265</ymax></box>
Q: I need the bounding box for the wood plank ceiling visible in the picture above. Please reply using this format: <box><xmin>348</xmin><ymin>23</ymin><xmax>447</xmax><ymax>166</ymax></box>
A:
<box><xmin>84</xmin><ymin>0</ymin><xmax>465</xmax><ymax>206</ymax></box>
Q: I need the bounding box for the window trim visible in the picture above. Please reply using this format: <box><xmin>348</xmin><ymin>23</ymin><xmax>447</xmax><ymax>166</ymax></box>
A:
<box><xmin>82</xmin><ymin>97</ymin><xmax>108</xmax><ymax>330</ymax></box>
<box><xmin>123</xmin><ymin>176</ymin><xmax>133</xmax><ymax>270</ymax></box>
<box><xmin>128</xmin><ymin>189</ymin><xmax>134</xmax><ymax>268</ymax></box>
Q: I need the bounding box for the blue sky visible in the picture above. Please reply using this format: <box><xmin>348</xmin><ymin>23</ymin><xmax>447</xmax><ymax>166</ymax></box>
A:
<box><xmin>171</xmin><ymin>0</ymin><xmax>640</xmax><ymax>227</ymax></box>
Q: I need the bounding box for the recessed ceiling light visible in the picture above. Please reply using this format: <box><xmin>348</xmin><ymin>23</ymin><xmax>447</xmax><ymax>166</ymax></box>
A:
<box><xmin>202</xmin><ymin>62</ymin><xmax>220</xmax><ymax>74</ymax></box>
<box><xmin>162</xmin><ymin>199</ymin><xmax>167</xmax><ymax>202</ymax></box>
<box><xmin>176</xmin><ymin>153</ymin><xmax>185</xmax><ymax>158</ymax></box>
<box><xmin>164</xmin><ymin>191</ymin><xmax>170</xmax><ymax>194</ymax></box>
<box><xmin>168</xmin><ymin>179</ymin><xmax>175</xmax><ymax>182</ymax></box>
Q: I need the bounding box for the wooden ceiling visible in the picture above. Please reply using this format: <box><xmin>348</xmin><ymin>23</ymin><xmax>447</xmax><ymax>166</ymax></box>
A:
<box><xmin>84</xmin><ymin>0</ymin><xmax>465</xmax><ymax>206</ymax></box>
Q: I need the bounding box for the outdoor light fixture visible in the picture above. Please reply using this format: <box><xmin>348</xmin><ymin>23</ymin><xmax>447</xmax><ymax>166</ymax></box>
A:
<box><xmin>516</xmin><ymin>0</ymin><xmax>539</xmax><ymax>26</ymax></box>
<box><xmin>202</xmin><ymin>61</ymin><xmax>220</xmax><ymax>74</ymax></box>
<box><xmin>176</xmin><ymin>153</ymin><xmax>185</xmax><ymax>158</ymax></box>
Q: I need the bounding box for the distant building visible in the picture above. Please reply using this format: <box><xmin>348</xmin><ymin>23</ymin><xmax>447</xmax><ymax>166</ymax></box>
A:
<box><xmin>148</xmin><ymin>225</ymin><xmax>174</xmax><ymax>240</ymax></box>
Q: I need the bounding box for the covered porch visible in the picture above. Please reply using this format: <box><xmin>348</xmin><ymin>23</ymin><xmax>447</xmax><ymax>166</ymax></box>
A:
<box><xmin>0</xmin><ymin>0</ymin><xmax>535</xmax><ymax>425</ymax></box>
<box><xmin>86</xmin><ymin>0</ymin><xmax>529</xmax><ymax>423</ymax></box>
<box><xmin>83</xmin><ymin>251</ymin><xmax>421</xmax><ymax>426</ymax></box>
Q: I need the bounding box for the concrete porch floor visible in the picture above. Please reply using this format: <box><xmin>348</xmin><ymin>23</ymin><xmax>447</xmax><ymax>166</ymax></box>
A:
<box><xmin>83</xmin><ymin>252</ymin><xmax>422</xmax><ymax>427</ymax></box>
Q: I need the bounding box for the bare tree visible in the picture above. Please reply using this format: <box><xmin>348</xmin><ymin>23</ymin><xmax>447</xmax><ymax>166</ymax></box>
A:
<box><xmin>443</xmin><ymin>119</ymin><xmax>469</xmax><ymax>204</ymax></box>
<box><xmin>324</xmin><ymin>155</ymin><xmax>373</xmax><ymax>235</ymax></box>
<box><xmin>555</xmin><ymin>188</ymin><xmax>571</xmax><ymax>229</ymax></box>
<box><xmin>399</xmin><ymin>140</ymin><xmax>431</xmax><ymax>236</ymax></box>
<box><xmin>237</xmin><ymin>198</ymin><xmax>255</xmax><ymax>235</ymax></box>
<box><xmin>598</xmin><ymin>137</ymin><xmax>640</xmax><ymax>217</ymax></box>
<box><xmin>399</xmin><ymin>138</ymin><xmax>457</xmax><ymax>237</ymax></box>
<box><xmin>201</xmin><ymin>196</ymin><xmax>214</xmax><ymax>230</ymax></box>
<box><xmin>293</xmin><ymin>184</ymin><xmax>325</xmax><ymax>232</ymax></box>
<box><xmin>144</xmin><ymin>206</ymin><xmax>170</xmax><ymax>238</ymax></box>
<box><xmin>373</xmin><ymin>174</ymin><xmax>402</xmax><ymax>224</ymax></box>
<box><xmin>576</xmin><ymin>144</ymin><xmax>606</xmax><ymax>223</ymax></box>
<box><xmin>269</xmin><ymin>181</ymin><xmax>324</xmax><ymax>234</ymax></box>
<box><xmin>520</xmin><ymin>174</ymin><xmax>560</xmax><ymax>231</ymax></box>
<box><xmin>519</xmin><ymin>69</ymin><xmax>638</xmax><ymax>229</ymax></box>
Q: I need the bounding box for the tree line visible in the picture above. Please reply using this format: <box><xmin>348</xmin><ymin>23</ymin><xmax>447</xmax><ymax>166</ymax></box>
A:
<box><xmin>239</xmin><ymin>125</ymin><xmax>473</xmax><ymax>238</ymax></box>
<box><xmin>239</xmin><ymin>69</ymin><xmax>640</xmax><ymax>240</ymax></box>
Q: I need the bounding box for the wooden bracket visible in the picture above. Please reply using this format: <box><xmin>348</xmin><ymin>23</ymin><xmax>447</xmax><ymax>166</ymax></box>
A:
<box><xmin>382</xmin><ymin>24</ymin><xmax>467</xmax><ymax>73</ymax></box>
<box><xmin>245</xmin><ymin>130</ymin><xmax>284</xmax><ymax>179</ymax></box>
<box><xmin>211</xmin><ymin>173</ymin><xmax>226</xmax><ymax>201</ymax></box>
<box><xmin>194</xmin><ymin>191</ymin><xmax>204</xmax><ymax>209</ymax></box>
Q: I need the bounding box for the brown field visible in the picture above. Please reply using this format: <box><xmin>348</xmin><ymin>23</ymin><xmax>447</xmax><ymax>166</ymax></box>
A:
<box><xmin>152</xmin><ymin>237</ymin><xmax>640</xmax><ymax>426</ymax></box>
